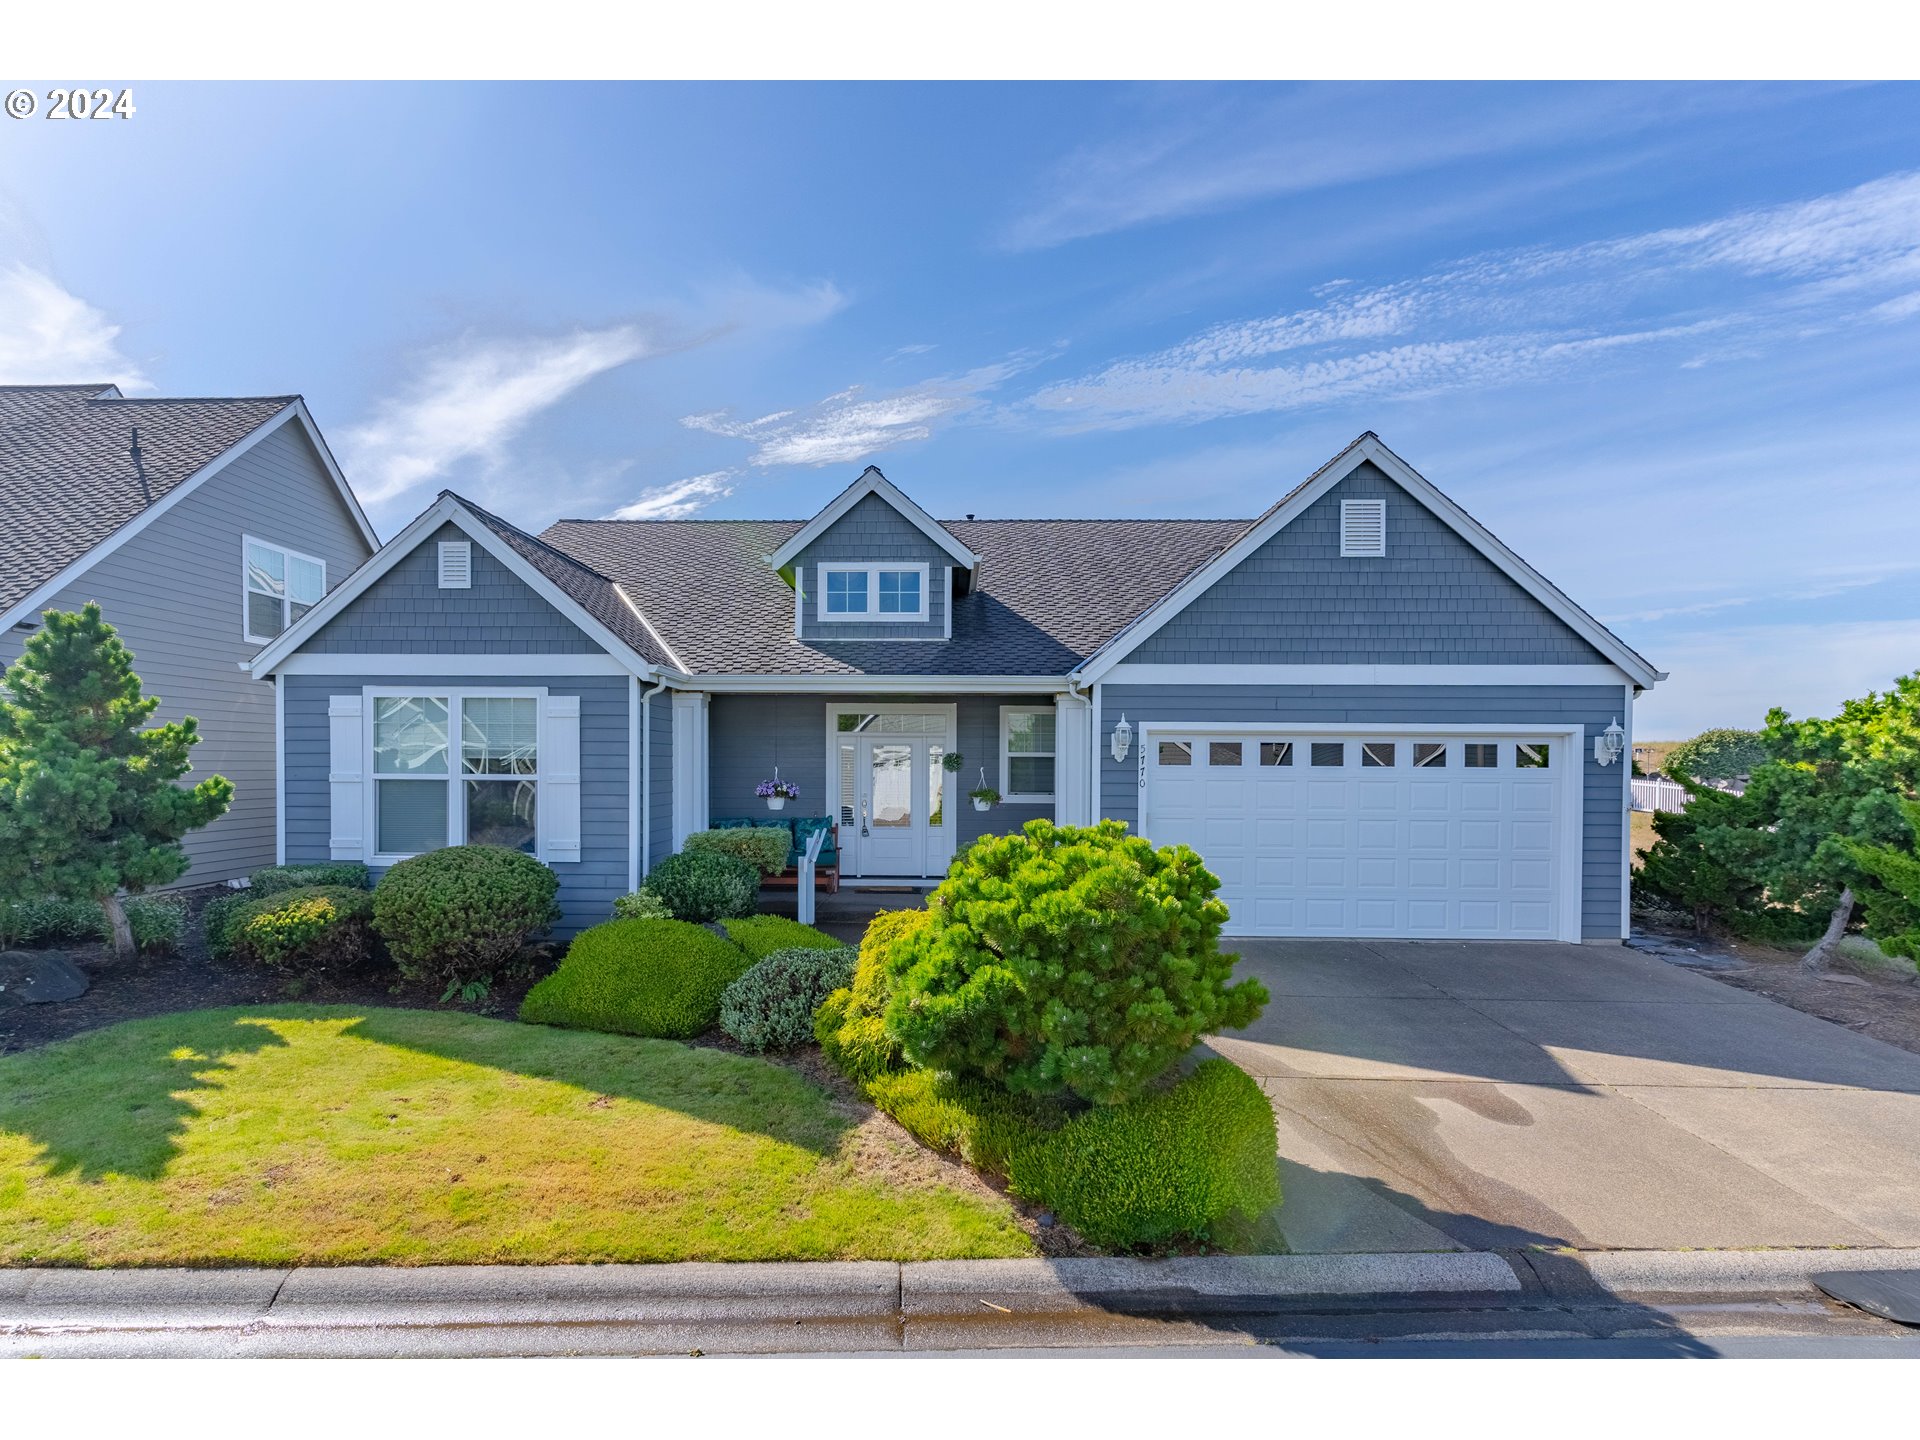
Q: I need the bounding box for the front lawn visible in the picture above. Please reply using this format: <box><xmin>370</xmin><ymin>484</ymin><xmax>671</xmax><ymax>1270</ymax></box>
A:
<box><xmin>0</xmin><ymin>1006</ymin><xmax>1031</xmax><ymax>1266</ymax></box>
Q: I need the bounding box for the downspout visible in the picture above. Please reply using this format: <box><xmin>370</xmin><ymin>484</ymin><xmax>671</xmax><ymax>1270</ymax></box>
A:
<box><xmin>640</xmin><ymin>672</ymin><xmax>669</xmax><ymax>881</ymax></box>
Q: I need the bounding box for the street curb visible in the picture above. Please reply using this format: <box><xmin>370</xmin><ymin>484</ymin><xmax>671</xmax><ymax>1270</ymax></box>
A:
<box><xmin>1558</xmin><ymin>1248</ymin><xmax>1920</xmax><ymax>1297</ymax></box>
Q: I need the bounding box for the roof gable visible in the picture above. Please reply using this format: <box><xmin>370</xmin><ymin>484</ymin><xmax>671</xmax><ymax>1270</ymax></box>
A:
<box><xmin>763</xmin><ymin>465</ymin><xmax>978</xmax><ymax>573</ymax></box>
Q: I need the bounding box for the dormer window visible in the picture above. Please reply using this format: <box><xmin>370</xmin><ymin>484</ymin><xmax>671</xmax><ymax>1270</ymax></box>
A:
<box><xmin>817</xmin><ymin>562</ymin><xmax>929</xmax><ymax>622</ymax></box>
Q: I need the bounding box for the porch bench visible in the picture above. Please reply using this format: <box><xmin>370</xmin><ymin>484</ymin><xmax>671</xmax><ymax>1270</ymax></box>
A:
<box><xmin>711</xmin><ymin>816</ymin><xmax>841</xmax><ymax>893</ymax></box>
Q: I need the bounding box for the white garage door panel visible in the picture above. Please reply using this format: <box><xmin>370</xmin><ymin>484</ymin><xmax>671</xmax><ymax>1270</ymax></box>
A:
<box><xmin>1146</xmin><ymin>731</ymin><xmax>1569</xmax><ymax>940</ymax></box>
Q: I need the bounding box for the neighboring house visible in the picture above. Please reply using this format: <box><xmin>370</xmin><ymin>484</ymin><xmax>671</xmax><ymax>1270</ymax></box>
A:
<box><xmin>0</xmin><ymin>384</ymin><xmax>377</xmax><ymax>886</ymax></box>
<box><xmin>251</xmin><ymin>432</ymin><xmax>1664</xmax><ymax>943</ymax></box>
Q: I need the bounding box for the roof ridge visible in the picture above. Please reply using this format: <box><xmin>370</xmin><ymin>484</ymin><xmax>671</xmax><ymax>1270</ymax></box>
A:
<box><xmin>86</xmin><ymin>394</ymin><xmax>300</xmax><ymax>405</ymax></box>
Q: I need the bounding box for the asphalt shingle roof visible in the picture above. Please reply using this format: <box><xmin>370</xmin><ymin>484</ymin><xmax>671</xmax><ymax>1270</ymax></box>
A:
<box><xmin>539</xmin><ymin>514</ymin><xmax>1246</xmax><ymax>677</ymax></box>
<box><xmin>0</xmin><ymin>385</ymin><xmax>296</xmax><ymax>614</ymax></box>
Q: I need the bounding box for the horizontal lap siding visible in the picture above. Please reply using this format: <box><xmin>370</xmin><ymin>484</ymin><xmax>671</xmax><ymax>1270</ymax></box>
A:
<box><xmin>0</xmin><ymin>422</ymin><xmax>372</xmax><ymax>886</ymax></box>
<box><xmin>1129</xmin><ymin>463</ymin><xmax>1607</xmax><ymax>666</ymax></box>
<box><xmin>1097</xmin><ymin>683</ymin><xmax>1630</xmax><ymax>940</ymax></box>
<box><xmin>283</xmin><ymin>674</ymin><xmax>630</xmax><ymax>939</ymax></box>
<box><xmin>794</xmin><ymin>494</ymin><xmax>951</xmax><ymax>643</ymax></box>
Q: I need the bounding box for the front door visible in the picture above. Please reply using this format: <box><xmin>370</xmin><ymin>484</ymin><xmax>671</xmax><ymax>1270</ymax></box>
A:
<box><xmin>835</xmin><ymin>711</ymin><xmax>952</xmax><ymax>877</ymax></box>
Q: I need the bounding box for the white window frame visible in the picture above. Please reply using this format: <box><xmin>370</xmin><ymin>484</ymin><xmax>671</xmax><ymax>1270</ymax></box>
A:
<box><xmin>1000</xmin><ymin>704</ymin><xmax>1058</xmax><ymax>803</ymax></box>
<box><xmin>242</xmin><ymin>535</ymin><xmax>327</xmax><ymax>645</ymax></box>
<box><xmin>815</xmin><ymin>561</ymin><xmax>931</xmax><ymax>622</ymax></box>
<box><xmin>364</xmin><ymin>685</ymin><xmax>547</xmax><ymax>866</ymax></box>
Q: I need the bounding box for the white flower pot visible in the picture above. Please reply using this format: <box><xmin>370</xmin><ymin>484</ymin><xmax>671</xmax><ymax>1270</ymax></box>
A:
<box><xmin>972</xmin><ymin>798</ymin><xmax>992</xmax><ymax>812</ymax></box>
<box><xmin>765</xmin><ymin>797</ymin><xmax>787</xmax><ymax>811</ymax></box>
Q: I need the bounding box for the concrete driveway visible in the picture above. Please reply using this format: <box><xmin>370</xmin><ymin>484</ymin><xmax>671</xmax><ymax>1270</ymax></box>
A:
<box><xmin>1210</xmin><ymin>939</ymin><xmax>1920</xmax><ymax>1253</ymax></box>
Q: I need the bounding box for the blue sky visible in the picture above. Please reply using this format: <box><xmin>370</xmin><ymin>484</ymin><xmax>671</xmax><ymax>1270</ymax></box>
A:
<box><xmin>2</xmin><ymin>81</ymin><xmax>1917</xmax><ymax>736</ymax></box>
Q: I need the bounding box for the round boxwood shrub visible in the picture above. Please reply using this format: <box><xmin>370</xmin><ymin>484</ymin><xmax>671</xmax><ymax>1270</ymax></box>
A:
<box><xmin>224</xmin><ymin>885</ymin><xmax>374</xmax><ymax>972</ymax></box>
<box><xmin>718</xmin><ymin>943</ymin><xmax>858</xmax><ymax>1052</ymax></box>
<box><xmin>612</xmin><ymin>889</ymin><xmax>673</xmax><ymax>921</ymax></box>
<box><xmin>519</xmin><ymin>918</ymin><xmax>754</xmax><ymax>1039</ymax></box>
<box><xmin>372</xmin><ymin>844</ymin><xmax>559</xmax><ymax>984</ymax></box>
<box><xmin>640</xmin><ymin>849</ymin><xmax>758</xmax><ymax>924</ymax></box>
<box><xmin>884</xmin><ymin>819</ymin><xmax>1268</xmax><ymax>1106</ymax></box>
<box><xmin>816</xmin><ymin>907</ymin><xmax>929</xmax><ymax>1082</ymax></box>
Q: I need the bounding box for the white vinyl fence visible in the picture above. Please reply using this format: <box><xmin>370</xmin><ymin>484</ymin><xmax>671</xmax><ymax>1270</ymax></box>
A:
<box><xmin>1631</xmin><ymin>777</ymin><xmax>1690</xmax><ymax>813</ymax></box>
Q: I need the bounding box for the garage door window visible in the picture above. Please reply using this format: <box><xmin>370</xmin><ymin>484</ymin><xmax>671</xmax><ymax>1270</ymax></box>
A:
<box><xmin>1414</xmin><ymin>742</ymin><xmax>1447</xmax><ymax>767</ymax></box>
<box><xmin>1516</xmin><ymin>742</ymin><xmax>1551</xmax><ymax>769</ymax></box>
<box><xmin>1311</xmin><ymin>742</ymin><xmax>1344</xmax><ymax>767</ymax></box>
<box><xmin>1464</xmin><ymin>743</ymin><xmax>1498</xmax><ymax>768</ymax></box>
<box><xmin>1157</xmin><ymin>740</ymin><xmax>1192</xmax><ymax>766</ymax></box>
<box><xmin>1208</xmin><ymin>741</ymin><xmax>1243</xmax><ymax>767</ymax></box>
<box><xmin>1361</xmin><ymin>742</ymin><xmax>1396</xmax><ymax>768</ymax></box>
<box><xmin>1259</xmin><ymin>741</ymin><xmax>1293</xmax><ymax>766</ymax></box>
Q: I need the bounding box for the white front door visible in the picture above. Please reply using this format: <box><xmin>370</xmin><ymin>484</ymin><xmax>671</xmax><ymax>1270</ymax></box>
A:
<box><xmin>832</xmin><ymin>708</ymin><xmax>955</xmax><ymax>878</ymax></box>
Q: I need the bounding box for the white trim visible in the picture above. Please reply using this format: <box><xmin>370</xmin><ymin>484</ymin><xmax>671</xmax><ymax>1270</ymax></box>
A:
<box><xmin>764</xmin><ymin>465</ymin><xmax>978</xmax><ymax>572</ymax></box>
<box><xmin>0</xmin><ymin>402</ymin><xmax>377</xmax><ymax>634</ymax></box>
<box><xmin>943</xmin><ymin>566</ymin><xmax>953</xmax><ymax>641</ymax></box>
<box><xmin>274</xmin><ymin>675</ymin><xmax>286</xmax><ymax>866</ymax></box>
<box><xmin>691</xmin><ymin>673</ymin><xmax>1066</xmax><ymax>694</ymax></box>
<box><xmin>1135</xmin><ymin>719</ymin><xmax>1585</xmax><ymax>944</ymax></box>
<box><xmin>1102</xmin><ymin>663</ymin><xmax>1632</xmax><ymax>686</ymax></box>
<box><xmin>628</xmin><ymin>680</ymin><xmax>642</xmax><ymax>894</ymax></box>
<box><xmin>436</xmin><ymin>540</ymin><xmax>472</xmax><ymax>589</ymax></box>
<box><xmin>1621</xmin><ymin>683</ymin><xmax>1635</xmax><ymax>941</ymax></box>
<box><xmin>1072</xmin><ymin>434</ymin><xmax>1664</xmax><ymax>690</ymax></box>
<box><xmin>815</xmin><ymin>561</ymin><xmax>932</xmax><ymax>623</ymax></box>
<box><xmin>241</xmin><ymin>533</ymin><xmax>328</xmax><ymax>645</ymax></box>
<box><xmin>999</xmin><ymin>703</ymin><xmax>1058</xmax><ymax>805</ymax></box>
<box><xmin>274</xmin><ymin>652</ymin><xmax>631</xmax><ymax>676</ymax></box>
<box><xmin>670</xmin><ymin>691</ymin><xmax>709</xmax><ymax>850</ymax></box>
<box><xmin>825</xmin><ymin>702</ymin><xmax>960</xmax><ymax>878</ymax></box>
<box><xmin>1090</xmin><ymin>681</ymin><xmax>1104</xmax><ymax>827</ymax></box>
<box><xmin>1052</xmin><ymin>691</ymin><xmax>1092</xmax><ymax>825</ymax></box>
<box><xmin>1339</xmin><ymin>497</ymin><xmax>1387</xmax><ymax>557</ymax></box>
<box><xmin>249</xmin><ymin>494</ymin><xmax>662</xmax><ymax>680</ymax></box>
<box><xmin>361</xmin><ymin>685</ymin><xmax>550</xmax><ymax>867</ymax></box>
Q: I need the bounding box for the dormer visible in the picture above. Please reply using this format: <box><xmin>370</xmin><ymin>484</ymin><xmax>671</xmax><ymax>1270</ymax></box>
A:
<box><xmin>765</xmin><ymin>466</ymin><xmax>977</xmax><ymax>643</ymax></box>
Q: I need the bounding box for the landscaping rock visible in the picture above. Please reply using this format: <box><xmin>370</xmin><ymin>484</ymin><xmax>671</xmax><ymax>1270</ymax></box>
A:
<box><xmin>0</xmin><ymin>950</ymin><xmax>90</xmax><ymax>1007</ymax></box>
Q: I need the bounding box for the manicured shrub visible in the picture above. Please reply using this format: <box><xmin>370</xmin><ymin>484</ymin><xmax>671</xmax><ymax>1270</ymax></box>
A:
<box><xmin>201</xmin><ymin>892</ymin><xmax>251</xmax><ymax>959</ymax></box>
<box><xmin>0</xmin><ymin>894</ymin><xmax>185</xmax><ymax>953</ymax></box>
<box><xmin>372</xmin><ymin>845</ymin><xmax>559</xmax><ymax>984</ymax></box>
<box><xmin>613</xmin><ymin>889</ymin><xmax>673</xmax><ymax>921</ymax></box>
<box><xmin>1007</xmin><ymin>1060</ymin><xmax>1279</xmax><ymax>1249</ymax></box>
<box><xmin>862</xmin><ymin>1067</ymin><xmax>1044</xmax><ymax>1174</ymax></box>
<box><xmin>816</xmin><ymin>908</ymin><xmax>930</xmax><ymax>1082</ymax></box>
<box><xmin>721</xmin><ymin>914</ymin><xmax>842</xmax><ymax>962</ymax></box>
<box><xmin>225</xmin><ymin>885</ymin><xmax>374</xmax><ymax>972</ymax></box>
<box><xmin>685</xmin><ymin>826</ymin><xmax>792</xmax><ymax>877</ymax></box>
<box><xmin>884</xmin><ymin>820</ymin><xmax>1267</xmax><ymax>1105</ymax></box>
<box><xmin>718</xmin><ymin>944</ymin><xmax>858</xmax><ymax>1052</ymax></box>
<box><xmin>124</xmin><ymin>895</ymin><xmax>188</xmax><ymax>954</ymax></box>
<box><xmin>248</xmin><ymin>862</ymin><xmax>371</xmax><ymax>896</ymax></box>
<box><xmin>640</xmin><ymin>849</ymin><xmax>759</xmax><ymax>923</ymax></box>
<box><xmin>519</xmin><ymin>918</ymin><xmax>754</xmax><ymax>1039</ymax></box>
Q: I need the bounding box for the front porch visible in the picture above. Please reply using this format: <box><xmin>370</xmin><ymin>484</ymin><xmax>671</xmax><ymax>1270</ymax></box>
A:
<box><xmin>755</xmin><ymin>879</ymin><xmax>931</xmax><ymax>943</ymax></box>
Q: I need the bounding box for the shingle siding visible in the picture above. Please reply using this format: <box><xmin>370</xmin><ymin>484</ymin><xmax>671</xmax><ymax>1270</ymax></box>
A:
<box><xmin>303</xmin><ymin>522</ymin><xmax>603</xmax><ymax>655</ymax></box>
<box><xmin>282</xmin><ymin>673</ymin><xmax>630</xmax><ymax>938</ymax></box>
<box><xmin>646</xmin><ymin>685</ymin><xmax>674</xmax><ymax>877</ymax></box>
<box><xmin>793</xmin><ymin>494</ymin><xmax>952</xmax><ymax>643</ymax></box>
<box><xmin>0</xmin><ymin>420</ymin><xmax>372</xmax><ymax>885</ymax></box>
<box><xmin>1096</xmin><ymin>682</ymin><xmax>1629</xmax><ymax>940</ymax></box>
<box><xmin>1127</xmin><ymin>463</ymin><xmax>1607</xmax><ymax>666</ymax></box>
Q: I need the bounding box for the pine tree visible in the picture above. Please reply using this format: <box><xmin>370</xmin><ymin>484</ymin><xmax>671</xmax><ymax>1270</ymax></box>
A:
<box><xmin>0</xmin><ymin>604</ymin><xmax>232</xmax><ymax>957</ymax></box>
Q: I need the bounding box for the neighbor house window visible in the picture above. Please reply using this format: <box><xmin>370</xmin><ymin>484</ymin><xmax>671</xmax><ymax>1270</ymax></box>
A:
<box><xmin>1001</xmin><ymin>706</ymin><xmax>1056</xmax><ymax>801</ymax></box>
<box><xmin>372</xmin><ymin>692</ymin><xmax>540</xmax><ymax>859</ymax></box>
<box><xmin>816</xmin><ymin>562</ymin><xmax>930</xmax><ymax>621</ymax></box>
<box><xmin>244</xmin><ymin>537</ymin><xmax>325</xmax><ymax>642</ymax></box>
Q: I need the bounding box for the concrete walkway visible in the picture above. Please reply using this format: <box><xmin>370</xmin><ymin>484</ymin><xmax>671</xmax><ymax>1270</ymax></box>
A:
<box><xmin>1213</xmin><ymin>939</ymin><xmax>1920</xmax><ymax>1254</ymax></box>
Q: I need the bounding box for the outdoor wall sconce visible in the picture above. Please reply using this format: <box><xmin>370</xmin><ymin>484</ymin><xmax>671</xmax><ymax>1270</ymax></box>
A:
<box><xmin>1111</xmin><ymin>714</ymin><xmax>1132</xmax><ymax>764</ymax></box>
<box><xmin>1594</xmin><ymin>718</ymin><xmax>1626</xmax><ymax>767</ymax></box>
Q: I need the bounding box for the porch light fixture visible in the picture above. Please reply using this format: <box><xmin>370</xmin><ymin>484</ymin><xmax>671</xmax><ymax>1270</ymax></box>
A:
<box><xmin>1594</xmin><ymin>718</ymin><xmax>1626</xmax><ymax>767</ymax></box>
<box><xmin>1110</xmin><ymin>714</ymin><xmax>1132</xmax><ymax>764</ymax></box>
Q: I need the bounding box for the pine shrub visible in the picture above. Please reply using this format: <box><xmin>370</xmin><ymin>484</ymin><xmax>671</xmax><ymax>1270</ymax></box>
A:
<box><xmin>372</xmin><ymin>844</ymin><xmax>559</xmax><ymax>984</ymax></box>
<box><xmin>815</xmin><ymin>908</ymin><xmax>929</xmax><ymax>1081</ymax></box>
<box><xmin>640</xmin><ymin>850</ymin><xmax>759</xmax><ymax>923</ymax></box>
<box><xmin>718</xmin><ymin>943</ymin><xmax>858</xmax><ymax>1051</ymax></box>
<box><xmin>519</xmin><ymin>918</ymin><xmax>754</xmax><ymax>1039</ymax></box>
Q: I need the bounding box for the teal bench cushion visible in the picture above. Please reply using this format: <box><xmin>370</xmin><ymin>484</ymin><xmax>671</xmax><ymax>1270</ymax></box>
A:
<box><xmin>711</xmin><ymin>816</ymin><xmax>836</xmax><ymax>868</ymax></box>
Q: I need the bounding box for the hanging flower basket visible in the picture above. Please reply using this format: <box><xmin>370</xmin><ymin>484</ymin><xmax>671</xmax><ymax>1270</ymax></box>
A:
<box><xmin>756</xmin><ymin>775</ymin><xmax>799</xmax><ymax>812</ymax></box>
<box><xmin>968</xmin><ymin>767</ymin><xmax>999</xmax><ymax>812</ymax></box>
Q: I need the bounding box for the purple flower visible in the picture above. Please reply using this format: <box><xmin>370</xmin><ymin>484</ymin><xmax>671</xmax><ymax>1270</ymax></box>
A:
<box><xmin>755</xmin><ymin>778</ymin><xmax>799</xmax><ymax>799</ymax></box>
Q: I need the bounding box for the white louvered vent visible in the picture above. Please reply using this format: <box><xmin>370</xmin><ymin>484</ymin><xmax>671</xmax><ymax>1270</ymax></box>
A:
<box><xmin>1339</xmin><ymin>498</ymin><xmax>1386</xmax><ymax>557</ymax></box>
<box><xmin>437</xmin><ymin>540</ymin><xmax>472</xmax><ymax>589</ymax></box>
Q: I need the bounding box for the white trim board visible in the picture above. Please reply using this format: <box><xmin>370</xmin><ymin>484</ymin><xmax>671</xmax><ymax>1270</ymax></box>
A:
<box><xmin>275</xmin><ymin>653</ymin><xmax>633</xmax><ymax>676</ymax></box>
<box><xmin>1102</xmin><ymin>663</ymin><xmax>1632</xmax><ymax>686</ymax></box>
<box><xmin>689</xmin><ymin>673</ymin><xmax>1066</xmax><ymax>694</ymax></box>
<box><xmin>824</xmin><ymin>701</ymin><xmax>960</xmax><ymax>879</ymax></box>
<box><xmin>763</xmin><ymin>465</ymin><xmax>978</xmax><ymax>573</ymax></box>
<box><xmin>1072</xmin><ymin>433</ymin><xmax>1665</xmax><ymax>691</ymax></box>
<box><xmin>249</xmin><ymin>494</ymin><xmax>662</xmax><ymax>681</ymax></box>
<box><xmin>0</xmin><ymin>401</ymin><xmax>379</xmax><ymax>634</ymax></box>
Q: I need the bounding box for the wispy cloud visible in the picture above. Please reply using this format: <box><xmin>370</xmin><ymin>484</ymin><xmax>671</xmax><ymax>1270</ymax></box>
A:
<box><xmin>684</xmin><ymin>357</ymin><xmax>1038</xmax><ymax>468</ymax></box>
<box><xmin>0</xmin><ymin>264</ymin><xmax>149</xmax><ymax>389</ymax></box>
<box><xmin>341</xmin><ymin>326</ymin><xmax>653</xmax><ymax>505</ymax></box>
<box><xmin>606</xmin><ymin>471</ymin><xmax>736</xmax><ymax>520</ymax></box>
<box><xmin>1027</xmin><ymin>171</ymin><xmax>1920</xmax><ymax>431</ymax></box>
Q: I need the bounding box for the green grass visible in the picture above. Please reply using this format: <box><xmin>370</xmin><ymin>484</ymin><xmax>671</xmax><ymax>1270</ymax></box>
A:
<box><xmin>0</xmin><ymin>1006</ymin><xmax>1032</xmax><ymax>1266</ymax></box>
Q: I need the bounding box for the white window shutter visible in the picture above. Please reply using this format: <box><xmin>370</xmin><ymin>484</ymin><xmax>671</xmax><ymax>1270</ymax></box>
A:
<box><xmin>328</xmin><ymin>694</ymin><xmax>364</xmax><ymax>861</ymax></box>
<box><xmin>543</xmin><ymin>693</ymin><xmax>582</xmax><ymax>862</ymax></box>
<box><xmin>438</xmin><ymin>541</ymin><xmax>472</xmax><ymax>589</ymax></box>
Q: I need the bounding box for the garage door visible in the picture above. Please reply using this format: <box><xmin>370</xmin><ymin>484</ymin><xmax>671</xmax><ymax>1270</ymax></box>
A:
<box><xmin>1143</xmin><ymin>731</ymin><xmax>1569</xmax><ymax>939</ymax></box>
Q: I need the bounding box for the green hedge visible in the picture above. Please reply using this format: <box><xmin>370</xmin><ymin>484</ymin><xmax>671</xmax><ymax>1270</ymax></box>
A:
<box><xmin>864</xmin><ymin>1060</ymin><xmax>1278</xmax><ymax>1249</ymax></box>
<box><xmin>519</xmin><ymin>918</ymin><xmax>754</xmax><ymax>1039</ymax></box>
<box><xmin>721</xmin><ymin>914</ymin><xmax>843</xmax><ymax>962</ymax></box>
<box><xmin>0</xmin><ymin>894</ymin><xmax>186</xmax><ymax>953</ymax></box>
<box><xmin>372</xmin><ymin>845</ymin><xmax>559</xmax><ymax>983</ymax></box>
<box><xmin>221</xmin><ymin>885</ymin><xmax>375</xmax><ymax>972</ymax></box>
<box><xmin>719</xmin><ymin>943</ymin><xmax>858</xmax><ymax>1051</ymax></box>
<box><xmin>248</xmin><ymin>862</ymin><xmax>371</xmax><ymax>896</ymax></box>
<box><xmin>640</xmin><ymin>850</ymin><xmax>759</xmax><ymax>923</ymax></box>
<box><xmin>685</xmin><ymin>826</ymin><xmax>792</xmax><ymax>876</ymax></box>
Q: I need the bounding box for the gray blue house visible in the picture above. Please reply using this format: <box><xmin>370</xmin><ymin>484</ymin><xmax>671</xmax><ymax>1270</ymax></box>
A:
<box><xmin>250</xmin><ymin>433</ymin><xmax>1663</xmax><ymax>942</ymax></box>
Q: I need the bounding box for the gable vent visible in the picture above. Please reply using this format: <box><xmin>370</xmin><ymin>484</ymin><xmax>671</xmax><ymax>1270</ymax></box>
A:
<box><xmin>1339</xmin><ymin>498</ymin><xmax>1386</xmax><ymax>557</ymax></box>
<box><xmin>437</xmin><ymin>540</ymin><xmax>473</xmax><ymax>589</ymax></box>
